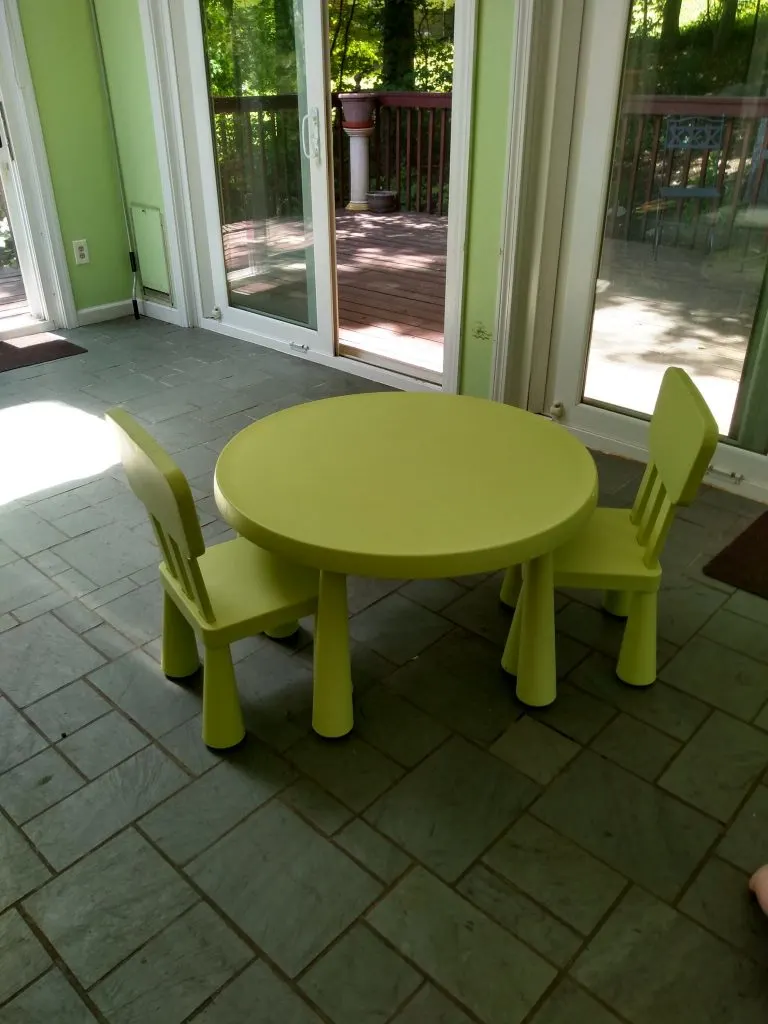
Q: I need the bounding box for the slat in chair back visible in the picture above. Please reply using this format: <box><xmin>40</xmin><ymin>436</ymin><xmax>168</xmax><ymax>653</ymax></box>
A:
<box><xmin>105</xmin><ymin>409</ymin><xmax>214</xmax><ymax>622</ymax></box>
<box><xmin>630</xmin><ymin>367</ymin><xmax>719</xmax><ymax>568</ymax></box>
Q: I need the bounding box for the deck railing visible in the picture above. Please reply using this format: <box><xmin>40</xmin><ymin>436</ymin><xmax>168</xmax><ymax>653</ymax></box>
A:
<box><xmin>607</xmin><ymin>94</ymin><xmax>768</xmax><ymax>250</ymax></box>
<box><xmin>210</xmin><ymin>91</ymin><xmax>451</xmax><ymax>222</ymax></box>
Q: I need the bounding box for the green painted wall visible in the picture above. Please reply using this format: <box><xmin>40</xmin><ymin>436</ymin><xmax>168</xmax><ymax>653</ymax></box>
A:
<box><xmin>459</xmin><ymin>0</ymin><xmax>516</xmax><ymax>397</ymax></box>
<box><xmin>93</xmin><ymin>0</ymin><xmax>169</xmax><ymax>293</ymax></box>
<box><xmin>18</xmin><ymin>0</ymin><xmax>132</xmax><ymax>310</ymax></box>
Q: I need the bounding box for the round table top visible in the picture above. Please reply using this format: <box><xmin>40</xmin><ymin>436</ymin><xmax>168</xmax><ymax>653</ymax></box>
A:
<box><xmin>214</xmin><ymin>392</ymin><xmax>598</xmax><ymax>578</ymax></box>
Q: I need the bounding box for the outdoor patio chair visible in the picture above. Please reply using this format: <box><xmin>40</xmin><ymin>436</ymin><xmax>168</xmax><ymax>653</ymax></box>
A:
<box><xmin>652</xmin><ymin>115</ymin><xmax>725</xmax><ymax>259</ymax></box>
<box><xmin>105</xmin><ymin>409</ymin><xmax>318</xmax><ymax>750</ymax></box>
<box><xmin>500</xmin><ymin>368</ymin><xmax>718</xmax><ymax>688</ymax></box>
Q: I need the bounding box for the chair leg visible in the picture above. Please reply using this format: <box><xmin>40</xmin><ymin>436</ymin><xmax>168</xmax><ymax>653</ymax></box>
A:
<box><xmin>201</xmin><ymin>644</ymin><xmax>246</xmax><ymax>750</ymax></box>
<box><xmin>162</xmin><ymin>593</ymin><xmax>200</xmax><ymax>680</ymax></box>
<box><xmin>500</xmin><ymin>565</ymin><xmax>522</xmax><ymax>609</ymax></box>
<box><xmin>265</xmin><ymin>620</ymin><xmax>300</xmax><ymax>640</ymax></box>
<box><xmin>501</xmin><ymin>584</ymin><xmax>525</xmax><ymax>676</ymax></box>
<box><xmin>603</xmin><ymin>590</ymin><xmax>632</xmax><ymax>618</ymax></box>
<box><xmin>616</xmin><ymin>591</ymin><xmax>657</xmax><ymax>687</ymax></box>
<box><xmin>515</xmin><ymin>552</ymin><xmax>557</xmax><ymax>707</ymax></box>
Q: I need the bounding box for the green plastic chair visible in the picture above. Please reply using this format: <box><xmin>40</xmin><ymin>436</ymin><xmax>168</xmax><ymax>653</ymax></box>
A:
<box><xmin>501</xmin><ymin>368</ymin><xmax>719</xmax><ymax>691</ymax></box>
<box><xmin>105</xmin><ymin>409</ymin><xmax>319</xmax><ymax>750</ymax></box>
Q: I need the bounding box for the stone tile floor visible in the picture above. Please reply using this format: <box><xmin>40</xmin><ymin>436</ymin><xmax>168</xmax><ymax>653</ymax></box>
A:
<box><xmin>0</xmin><ymin>317</ymin><xmax>768</xmax><ymax>1023</ymax></box>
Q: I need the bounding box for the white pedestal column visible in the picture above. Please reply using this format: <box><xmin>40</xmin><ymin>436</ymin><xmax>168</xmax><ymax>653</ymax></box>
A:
<box><xmin>344</xmin><ymin>126</ymin><xmax>375</xmax><ymax>212</ymax></box>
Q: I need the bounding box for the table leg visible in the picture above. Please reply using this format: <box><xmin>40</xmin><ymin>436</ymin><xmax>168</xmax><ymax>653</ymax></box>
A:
<box><xmin>515</xmin><ymin>552</ymin><xmax>557</xmax><ymax>707</ymax></box>
<box><xmin>312</xmin><ymin>570</ymin><xmax>354</xmax><ymax>738</ymax></box>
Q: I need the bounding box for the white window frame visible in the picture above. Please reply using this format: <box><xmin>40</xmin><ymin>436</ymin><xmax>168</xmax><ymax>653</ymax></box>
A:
<box><xmin>142</xmin><ymin>0</ymin><xmax>477</xmax><ymax>394</ymax></box>
<box><xmin>0</xmin><ymin>0</ymin><xmax>77</xmax><ymax>332</ymax></box>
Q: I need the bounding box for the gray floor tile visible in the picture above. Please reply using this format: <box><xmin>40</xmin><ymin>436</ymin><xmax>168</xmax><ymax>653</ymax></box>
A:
<box><xmin>572</xmin><ymin>887</ymin><xmax>768</xmax><ymax>1023</ymax></box>
<box><xmin>141</xmin><ymin>748</ymin><xmax>292</xmax><ymax>864</ymax></box>
<box><xmin>442</xmin><ymin>574</ymin><xmax>514</xmax><ymax>646</ymax></box>
<box><xmin>366</xmin><ymin>736</ymin><xmax>538</xmax><ymax>882</ymax></box>
<box><xmin>236</xmin><ymin>643</ymin><xmax>314</xmax><ymax>751</ymax></box>
<box><xmin>660</xmin><ymin>635</ymin><xmax>768</xmax><ymax>721</ymax></box>
<box><xmin>0</xmin><ymin>559</ymin><xmax>57</xmax><ymax>615</ymax></box>
<box><xmin>355</xmin><ymin>687</ymin><xmax>450</xmax><ymax>767</ymax></box>
<box><xmin>98</xmin><ymin>582</ymin><xmax>163</xmax><ymax>644</ymax></box>
<box><xmin>571</xmin><ymin>652</ymin><xmax>709</xmax><ymax>740</ymax></box>
<box><xmin>532</xmin><ymin>751</ymin><xmax>720</xmax><ymax>900</ymax></box>
<box><xmin>157</xmin><ymin>715</ymin><xmax>221</xmax><ymax>775</ymax></box>
<box><xmin>390</xmin><ymin>985</ymin><xmax>473</xmax><ymax>1023</ymax></box>
<box><xmin>91</xmin><ymin>903</ymin><xmax>252</xmax><ymax>1024</ymax></box>
<box><xmin>13</xmin><ymin>587</ymin><xmax>72</xmax><ymax>622</ymax></box>
<box><xmin>88</xmin><ymin>650</ymin><xmax>200</xmax><ymax>736</ymax></box>
<box><xmin>0</xmin><ymin>909</ymin><xmax>51</xmax><ymax>1003</ymax></box>
<box><xmin>368</xmin><ymin>867</ymin><xmax>555</xmax><ymax>1024</ymax></box>
<box><xmin>300</xmin><ymin>923</ymin><xmax>422</xmax><ymax>1024</ymax></box>
<box><xmin>52</xmin><ymin>568</ymin><xmax>98</xmax><ymax>598</ymax></box>
<box><xmin>484</xmin><ymin>814</ymin><xmax>625</xmax><ymax>934</ymax></box>
<box><xmin>24</xmin><ymin>745</ymin><xmax>187</xmax><ymax>869</ymax></box>
<box><xmin>657</xmin><ymin>577</ymin><xmax>727</xmax><ymax>645</ymax></box>
<box><xmin>718</xmin><ymin>786</ymin><xmax>768</xmax><ymax>872</ymax></box>
<box><xmin>281</xmin><ymin>778</ymin><xmax>353</xmax><ymax>834</ymax></box>
<box><xmin>24</xmin><ymin>680</ymin><xmax>110</xmax><ymax>741</ymax></box>
<box><xmin>659</xmin><ymin>711</ymin><xmax>768</xmax><ymax>821</ymax></box>
<box><xmin>81</xmin><ymin>622</ymin><xmax>135</xmax><ymax>659</ymax></box>
<box><xmin>529</xmin><ymin>979</ymin><xmax>622</xmax><ymax>1024</ymax></box>
<box><xmin>591</xmin><ymin>713</ymin><xmax>681</xmax><ymax>781</ymax></box>
<box><xmin>457</xmin><ymin>864</ymin><xmax>583</xmax><ymax>967</ymax></box>
<box><xmin>335</xmin><ymin>819</ymin><xmax>411</xmax><ymax>883</ymax></box>
<box><xmin>52</xmin><ymin>523</ymin><xmax>158</xmax><ymax>586</ymax></box>
<box><xmin>189</xmin><ymin>802</ymin><xmax>381</xmax><ymax>976</ymax></box>
<box><xmin>556</xmin><ymin>602</ymin><xmax>629</xmax><ymax>659</ymax></box>
<box><xmin>702</xmin><ymin>607</ymin><xmax>768</xmax><ymax>664</ymax></box>
<box><xmin>399</xmin><ymin>578</ymin><xmax>467</xmax><ymax>612</ymax></box>
<box><xmin>28</xmin><ymin>549</ymin><xmax>73</xmax><ymax>575</ymax></box>
<box><xmin>0</xmin><ymin>540</ymin><xmax>19</xmax><ymax>567</ymax></box>
<box><xmin>390</xmin><ymin>631</ymin><xmax>521</xmax><ymax>744</ymax></box>
<box><xmin>679</xmin><ymin>858</ymin><xmax>768</xmax><ymax>964</ymax></box>
<box><xmin>490</xmin><ymin>716</ymin><xmax>580</xmax><ymax>784</ymax></box>
<box><xmin>0</xmin><ymin>815</ymin><xmax>50</xmax><ymax>911</ymax></box>
<box><xmin>349</xmin><ymin>594</ymin><xmax>452</xmax><ymax>664</ymax></box>
<box><xmin>0</xmin><ymin>748</ymin><xmax>83</xmax><ymax>823</ymax></box>
<box><xmin>25</xmin><ymin>829</ymin><xmax>196</xmax><ymax>986</ymax></box>
<box><xmin>530</xmin><ymin>685</ymin><xmax>615</xmax><ymax>744</ymax></box>
<box><xmin>80</xmin><ymin>577</ymin><xmax>137</xmax><ymax>610</ymax></box>
<box><xmin>0</xmin><ymin>696</ymin><xmax>48</xmax><ymax>773</ymax></box>
<box><xmin>288</xmin><ymin>734</ymin><xmax>402</xmax><ymax>812</ymax></box>
<box><xmin>53</xmin><ymin>600</ymin><xmax>104</xmax><ymax>634</ymax></box>
<box><xmin>0</xmin><ymin>614</ymin><xmax>105</xmax><ymax>707</ymax></box>
<box><xmin>58</xmin><ymin>711</ymin><xmax>148</xmax><ymax>778</ymax></box>
<box><xmin>192</xmin><ymin>961</ymin><xmax>323</xmax><ymax>1024</ymax></box>
<box><xmin>0</xmin><ymin>969</ymin><xmax>99</xmax><ymax>1023</ymax></box>
<box><xmin>722</xmin><ymin>589</ymin><xmax>768</xmax><ymax>626</ymax></box>
<box><xmin>0</xmin><ymin>510</ymin><xmax>67</xmax><ymax>557</ymax></box>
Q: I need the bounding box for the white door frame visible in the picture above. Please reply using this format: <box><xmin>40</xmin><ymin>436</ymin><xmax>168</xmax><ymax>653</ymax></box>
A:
<box><xmin>496</xmin><ymin>0</ymin><xmax>768</xmax><ymax>503</ymax></box>
<box><xmin>142</xmin><ymin>0</ymin><xmax>476</xmax><ymax>393</ymax></box>
<box><xmin>0</xmin><ymin>0</ymin><xmax>77</xmax><ymax>332</ymax></box>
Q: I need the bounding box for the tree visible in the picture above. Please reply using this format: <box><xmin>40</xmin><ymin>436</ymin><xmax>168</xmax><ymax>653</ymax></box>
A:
<box><xmin>714</xmin><ymin>0</ymin><xmax>741</xmax><ymax>53</ymax></box>
<box><xmin>382</xmin><ymin>0</ymin><xmax>416</xmax><ymax>89</ymax></box>
<box><xmin>660</xmin><ymin>0</ymin><xmax>683</xmax><ymax>46</ymax></box>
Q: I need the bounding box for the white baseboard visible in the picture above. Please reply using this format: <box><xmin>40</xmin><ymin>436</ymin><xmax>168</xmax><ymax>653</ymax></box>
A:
<box><xmin>76</xmin><ymin>300</ymin><xmax>135</xmax><ymax>326</ymax></box>
<box><xmin>140</xmin><ymin>299</ymin><xmax>187</xmax><ymax>326</ymax></box>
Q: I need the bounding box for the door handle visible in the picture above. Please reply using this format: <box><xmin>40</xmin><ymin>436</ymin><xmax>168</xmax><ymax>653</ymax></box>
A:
<box><xmin>308</xmin><ymin>107</ymin><xmax>321</xmax><ymax>165</ymax></box>
<box><xmin>300</xmin><ymin>113</ymin><xmax>311</xmax><ymax>160</ymax></box>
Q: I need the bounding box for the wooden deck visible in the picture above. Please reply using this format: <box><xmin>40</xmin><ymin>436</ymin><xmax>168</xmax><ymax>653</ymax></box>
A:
<box><xmin>335</xmin><ymin>211</ymin><xmax>446</xmax><ymax>377</ymax></box>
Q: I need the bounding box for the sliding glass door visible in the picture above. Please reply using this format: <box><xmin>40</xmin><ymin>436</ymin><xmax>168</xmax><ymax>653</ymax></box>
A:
<box><xmin>176</xmin><ymin>0</ymin><xmax>334</xmax><ymax>354</ymax></box>
<box><xmin>545</xmin><ymin>0</ymin><xmax>768</xmax><ymax>496</ymax></box>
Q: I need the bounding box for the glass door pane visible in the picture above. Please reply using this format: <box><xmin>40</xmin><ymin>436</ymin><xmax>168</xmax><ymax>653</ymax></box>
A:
<box><xmin>199</xmin><ymin>0</ymin><xmax>325</xmax><ymax>330</ymax></box>
<box><xmin>577</xmin><ymin>0</ymin><xmax>768</xmax><ymax>452</ymax></box>
<box><xmin>0</xmin><ymin>169</ymin><xmax>27</xmax><ymax>320</ymax></box>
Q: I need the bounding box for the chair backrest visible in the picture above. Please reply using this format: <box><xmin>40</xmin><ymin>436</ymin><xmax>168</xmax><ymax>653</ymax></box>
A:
<box><xmin>105</xmin><ymin>408</ymin><xmax>214</xmax><ymax>621</ymax></box>
<box><xmin>664</xmin><ymin>115</ymin><xmax>725</xmax><ymax>153</ymax></box>
<box><xmin>630</xmin><ymin>368</ymin><xmax>719</xmax><ymax>567</ymax></box>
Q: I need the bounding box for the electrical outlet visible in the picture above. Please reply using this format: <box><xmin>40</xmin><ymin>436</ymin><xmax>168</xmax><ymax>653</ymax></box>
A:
<box><xmin>72</xmin><ymin>239</ymin><xmax>89</xmax><ymax>265</ymax></box>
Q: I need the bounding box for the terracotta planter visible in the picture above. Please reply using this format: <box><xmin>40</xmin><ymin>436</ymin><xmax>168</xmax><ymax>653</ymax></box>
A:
<box><xmin>366</xmin><ymin>190</ymin><xmax>397</xmax><ymax>214</ymax></box>
<box><xmin>338</xmin><ymin>92</ymin><xmax>375</xmax><ymax>129</ymax></box>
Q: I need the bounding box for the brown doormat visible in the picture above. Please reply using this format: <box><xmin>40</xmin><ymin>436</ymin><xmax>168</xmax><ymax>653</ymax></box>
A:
<box><xmin>0</xmin><ymin>333</ymin><xmax>86</xmax><ymax>373</ymax></box>
<box><xmin>703</xmin><ymin>511</ymin><xmax>768</xmax><ymax>599</ymax></box>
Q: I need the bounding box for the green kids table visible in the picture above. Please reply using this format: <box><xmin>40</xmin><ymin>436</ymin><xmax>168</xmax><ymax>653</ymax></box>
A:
<box><xmin>215</xmin><ymin>392</ymin><xmax>597</xmax><ymax>737</ymax></box>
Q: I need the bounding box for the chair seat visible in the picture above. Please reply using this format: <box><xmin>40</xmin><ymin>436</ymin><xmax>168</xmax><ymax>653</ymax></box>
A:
<box><xmin>553</xmin><ymin>508</ymin><xmax>661</xmax><ymax>592</ymax></box>
<box><xmin>161</xmin><ymin>536</ymin><xmax>318</xmax><ymax>642</ymax></box>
